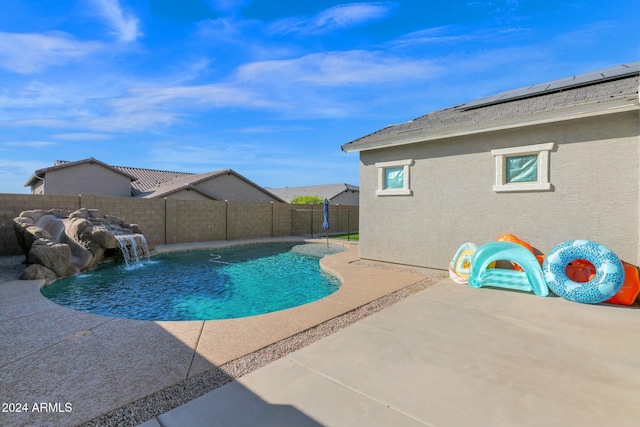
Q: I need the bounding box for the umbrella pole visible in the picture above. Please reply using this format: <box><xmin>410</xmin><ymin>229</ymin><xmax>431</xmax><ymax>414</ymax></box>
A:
<box><xmin>322</xmin><ymin>198</ymin><xmax>330</xmax><ymax>247</ymax></box>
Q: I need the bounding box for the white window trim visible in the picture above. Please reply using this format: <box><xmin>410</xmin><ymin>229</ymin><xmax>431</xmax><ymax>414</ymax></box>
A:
<box><xmin>375</xmin><ymin>159</ymin><xmax>414</xmax><ymax>196</ymax></box>
<box><xmin>491</xmin><ymin>143</ymin><xmax>555</xmax><ymax>192</ymax></box>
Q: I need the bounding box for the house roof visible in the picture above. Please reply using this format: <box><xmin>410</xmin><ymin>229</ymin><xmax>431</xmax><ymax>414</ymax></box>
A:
<box><xmin>112</xmin><ymin>165</ymin><xmax>194</xmax><ymax>196</ymax></box>
<box><xmin>25</xmin><ymin>159</ymin><xmax>285</xmax><ymax>202</ymax></box>
<box><xmin>342</xmin><ymin>61</ymin><xmax>640</xmax><ymax>153</ymax></box>
<box><xmin>137</xmin><ymin>168</ymin><xmax>287</xmax><ymax>202</ymax></box>
<box><xmin>24</xmin><ymin>157</ymin><xmax>138</xmax><ymax>187</ymax></box>
<box><xmin>267</xmin><ymin>183</ymin><xmax>359</xmax><ymax>203</ymax></box>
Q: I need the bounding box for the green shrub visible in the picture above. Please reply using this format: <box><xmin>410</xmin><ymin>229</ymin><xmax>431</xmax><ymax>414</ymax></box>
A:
<box><xmin>290</xmin><ymin>195</ymin><xmax>324</xmax><ymax>204</ymax></box>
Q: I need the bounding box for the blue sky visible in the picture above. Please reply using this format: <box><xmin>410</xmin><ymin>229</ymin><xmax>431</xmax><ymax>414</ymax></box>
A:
<box><xmin>1</xmin><ymin>0</ymin><xmax>638</xmax><ymax>194</ymax></box>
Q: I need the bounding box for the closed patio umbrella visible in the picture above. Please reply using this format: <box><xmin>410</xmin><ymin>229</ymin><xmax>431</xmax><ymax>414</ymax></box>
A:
<box><xmin>322</xmin><ymin>198</ymin><xmax>330</xmax><ymax>246</ymax></box>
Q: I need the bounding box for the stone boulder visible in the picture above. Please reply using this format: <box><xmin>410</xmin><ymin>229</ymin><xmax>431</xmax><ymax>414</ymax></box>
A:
<box><xmin>21</xmin><ymin>264</ymin><xmax>58</xmax><ymax>284</ymax></box>
<box><xmin>28</xmin><ymin>240</ymin><xmax>72</xmax><ymax>277</ymax></box>
<box><xmin>13</xmin><ymin>209</ymin><xmax>152</xmax><ymax>284</ymax></box>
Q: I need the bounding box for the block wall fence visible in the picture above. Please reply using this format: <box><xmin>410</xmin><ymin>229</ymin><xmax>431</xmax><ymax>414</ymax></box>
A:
<box><xmin>0</xmin><ymin>194</ymin><xmax>359</xmax><ymax>256</ymax></box>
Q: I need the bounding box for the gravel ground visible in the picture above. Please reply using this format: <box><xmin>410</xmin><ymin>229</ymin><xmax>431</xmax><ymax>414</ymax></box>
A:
<box><xmin>0</xmin><ymin>255</ymin><xmax>25</xmax><ymax>284</ymax></box>
<box><xmin>1</xmin><ymin>255</ymin><xmax>445</xmax><ymax>427</ymax></box>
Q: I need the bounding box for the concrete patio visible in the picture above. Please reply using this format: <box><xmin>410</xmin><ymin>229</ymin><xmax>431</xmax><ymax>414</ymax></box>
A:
<box><xmin>143</xmin><ymin>276</ymin><xmax>640</xmax><ymax>427</ymax></box>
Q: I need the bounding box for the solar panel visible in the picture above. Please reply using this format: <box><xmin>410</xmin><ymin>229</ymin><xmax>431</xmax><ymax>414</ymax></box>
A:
<box><xmin>459</xmin><ymin>61</ymin><xmax>640</xmax><ymax>110</ymax></box>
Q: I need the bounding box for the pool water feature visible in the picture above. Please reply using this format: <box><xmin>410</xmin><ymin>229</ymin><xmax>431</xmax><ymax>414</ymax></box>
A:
<box><xmin>40</xmin><ymin>242</ymin><xmax>345</xmax><ymax>321</ymax></box>
<box><xmin>114</xmin><ymin>234</ymin><xmax>151</xmax><ymax>267</ymax></box>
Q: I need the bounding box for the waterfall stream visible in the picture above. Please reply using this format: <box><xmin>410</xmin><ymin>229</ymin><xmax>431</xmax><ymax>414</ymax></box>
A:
<box><xmin>115</xmin><ymin>234</ymin><xmax>150</xmax><ymax>267</ymax></box>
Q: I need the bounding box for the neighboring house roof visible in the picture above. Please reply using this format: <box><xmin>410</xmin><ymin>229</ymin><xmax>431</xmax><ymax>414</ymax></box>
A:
<box><xmin>112</xmin><ymin>166</ymin><xmax>194</xmax><ymax>196</ymax></box>
<box><xmin>268</xmin><ymin>183</ymin><xmax>359</xmax><ymax>203</ymax></box>
<box><xmin>138</xmin><ymin>169</ymin><xmax>287</xmax><ymax>202</ymax></box>
<box><xmin>25</xmin><ymin>159</ymin><xmax>285</xmax><ymax>202</ymax></box>
<box><xmin>24</xmin><ymin>157</ymin><xmax>138</xmax><ymax>187</ymax></box>
<box><xmin>342</xmin><ymin>61</ymin><xmax>640</xmax><ymax>152</ymax></box>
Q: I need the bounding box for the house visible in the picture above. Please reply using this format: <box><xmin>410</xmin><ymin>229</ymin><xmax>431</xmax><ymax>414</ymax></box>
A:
<box><xmin>24</xmin><ymin>158</ymin><xmax>285</xmax><ymax>203</ymax></box>
<box><xmin>341</xmin><ymin>62</ymin><xmax>640</xmax><ymax>269</ymax></box>
<box><xmin>25</xmin><ymin>158</ymin><xmax>138</xmax><ymax>198</ymax></box>
<box><xmin>268</xmin><ymin>183</ymin><xmax>360</xmax><ymax>205</ymax></box>
<box><xmin>132</xmin><ymin>169</ymin><xmax>285</xmax><ymax>202</ymax></box>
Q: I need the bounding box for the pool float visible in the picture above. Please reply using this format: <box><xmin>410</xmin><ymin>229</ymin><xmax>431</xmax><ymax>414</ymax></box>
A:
<box><xmin>606</xmin><ymin>262</ymin><xmax>640</xmax><ymax>306</ymax></box>
<box><xmin>468</xmin><ymin>241</ymin><xmax>549</xmax><ymax>297</ymax></box>
<box><xmin>496</xmin><ymin>233</ymin><xmax>543</xmax><ymax>270</ymax></box>
<box><xmin>563</xmin><ymin>258</ymin><xmax>639</xmax><ymax>305</ymax></box>
<box><xmin>449</xmin><ymin>242</ymin><xmax>477</xmax><ymax>284</ymax></box>
<box><xmin>565</xmin><ymin>259</ymin><xmax>596</xmax><ymax>283</ymax></box>
<box><xmin>542</xmin><ymin>240</ymin><xmax>624</xmax><ymax>304</ymax></box>
<box><xmin>497</xmin><ymin>233</ymin><xmax>535</xmax><ymax>254</ymax></box>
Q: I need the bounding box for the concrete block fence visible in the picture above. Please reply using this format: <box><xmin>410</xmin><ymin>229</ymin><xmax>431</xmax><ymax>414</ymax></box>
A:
<box><xmin>0</xmin><ymin>194</ymin><xmax>359</xmax><ymax>256</ymax></box>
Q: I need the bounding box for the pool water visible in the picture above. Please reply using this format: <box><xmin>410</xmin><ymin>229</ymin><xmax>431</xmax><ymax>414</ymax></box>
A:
<box><xmin>41</xmin><ymin>242</ymin><xmax>345</xmax><ymax>321</ymax></box>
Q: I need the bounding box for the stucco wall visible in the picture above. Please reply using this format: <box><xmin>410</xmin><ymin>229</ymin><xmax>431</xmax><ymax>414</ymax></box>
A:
<box><xmin>194</xmin><ymin>173</ymin><xmax>280</xmax><ymax>202</ymax></box>
<box><xmin>31</xmin><ymin>180</ymin><xmax>44</xmax><ymax>195</ymax></box>
<box><xmin>358</xmin><ymin>111</ymin><xmax>640</xmax><ymax>269</ymax></box>
<box><xmin>167</xmin><ymin>189</ymin><xmax>212</xmax><ymax>201</ymax></box>
<box><xmin>43</xmin><ymin>163</ymin><xmax>132</xmax><ymax>197</ymax></box>
<box><xmin>332</xmin><ymin>191</ymin><xmax>360</xmax><ymax>206</ymax></box>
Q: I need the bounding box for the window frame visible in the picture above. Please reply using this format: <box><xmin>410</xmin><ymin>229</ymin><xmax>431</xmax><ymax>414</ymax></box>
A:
<box><xmin>491</xmin><ymin>143</ymin><xmax>555</xmax><ymax>192</ymax></box>
<box><xmin>375</xmin><ymin>159</ymin><xmax>414</xmax><ymax>196</ymax></box>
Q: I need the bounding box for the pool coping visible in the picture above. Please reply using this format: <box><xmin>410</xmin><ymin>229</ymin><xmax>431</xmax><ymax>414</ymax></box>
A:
<box><xmin>1</xmin><ymin>237</ymin><xmax>446</xmax><ymax>427</ymax></box>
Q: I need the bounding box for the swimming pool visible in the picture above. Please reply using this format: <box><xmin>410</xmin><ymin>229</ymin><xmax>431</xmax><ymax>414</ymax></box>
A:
<box><xmin>41</xmin><ymin>242</ymin><xmax>345</xmax><ymax>321</ymax></box>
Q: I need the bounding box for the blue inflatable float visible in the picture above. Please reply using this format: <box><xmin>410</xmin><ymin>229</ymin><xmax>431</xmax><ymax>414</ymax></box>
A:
<box><xmin>542</xmin><ymin>240</ymin><xmax>624</xmax><ymax>304</ymax></box>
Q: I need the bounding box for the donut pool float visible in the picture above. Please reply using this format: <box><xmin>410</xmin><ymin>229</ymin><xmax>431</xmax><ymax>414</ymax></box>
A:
<box><xmin>542</xmin><ymin>240</ymin><xmax>624</xmax><ymax>304</ymax></box>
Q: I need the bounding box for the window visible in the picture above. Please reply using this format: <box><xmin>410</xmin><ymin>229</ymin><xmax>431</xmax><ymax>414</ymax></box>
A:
<box><xmin>384</xmin><ymin>167</ymin><xmax>405</xmax><ymax>189</ymax></box>
<box><xmin>376</xmin><ymin>159</ymin><xmax>413</xmax><ymax>196</ymax></box>
<box><xmin>491</xmin><ymin>143</ymin><xmax>555</xmax><ymax>192</ymax></box>
<box><xmin>506</xmin><ymin>155</ymin><xmax>538</xmax><ymax>183</ymax></box>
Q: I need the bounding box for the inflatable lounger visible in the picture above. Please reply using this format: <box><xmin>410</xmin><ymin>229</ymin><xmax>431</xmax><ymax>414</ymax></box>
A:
<box><xmin>468</xmin><ymin>241</ymin><xmax>549</xmax><ymax>297</ymax></box>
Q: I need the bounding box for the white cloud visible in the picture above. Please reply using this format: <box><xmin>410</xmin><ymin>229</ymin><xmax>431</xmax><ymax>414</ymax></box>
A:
<box><xmin>0</xmin><ymin>82</ymin><xmax>73</xmax><ymax>112</ymax></box>
<box><xmin>4</xmin><ymin>141</ymin><xmax>55</xmax><ymax>148</ymax></box>
<box><xmin>269</xmin><ymin>2</ymin><xmax>396</xmax><ymax>35</ymax></box>
<box><xmin>0</xmin><ymin>118</ymin><xmax>71</xmax><ymax>128</ymax></box>
<box><xmin>555</xmin><ymin>21</ymin><xmax>616</xmax><ymax>48</ymax></box>
<box><xmin>387</xmin><ymin>26</ymin><xmax>474</xmax><ymax>48</ymax></box>
<box><xmin>76</xmin><ymin>111</ymin><xmax>180</xmax><ymax>131</ymax></box>
<box><xmin>88</xmin><ymin>0</ymin><xmax>141</xmax><ymax>42</ymax></box>
<box><xmin>386</xmin><ymin>25</ymin><xmax>531</xmax><ymax>49</ymax></box>
<box><xmin>0</xmin><ymin>31</ymin><xmax>102</xmax><ymax>74</ymax></box>
<box><xmin>0</xmin><ymin>82</ymin><xmax>280</xmax><ymax>133</ymax></box>
<box><xmin>0</xmin><ymin>47</ymin><xmax>443</xmax><ymax>132</ymax></box>
<box><xmin>0</xmin><ymin>112</ymin><xmax>175</xmax><ymax>132</ymax></box>
<box><xmin>239</xmin><ymin>125</ymin><xmax>313</xmax><ymax>134</ymax></box>
<box><xmin>0</xmin><ymin>159</ymin><xmax>48</xmax><ymax>193</ymax></box>
<box><xmin>236</xmin><ymin>50</ymin><xmax>441</xmax><ymax>86</ymax></box>
<box><xmin>53</xmin><ymin>133</ymin><xmax>112</xmax><ymax>141</ymax></box>
<box><xmin>105</xmin><ymin>83</ymin><xmax>281</xmax><ymax>114</ymax></box>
